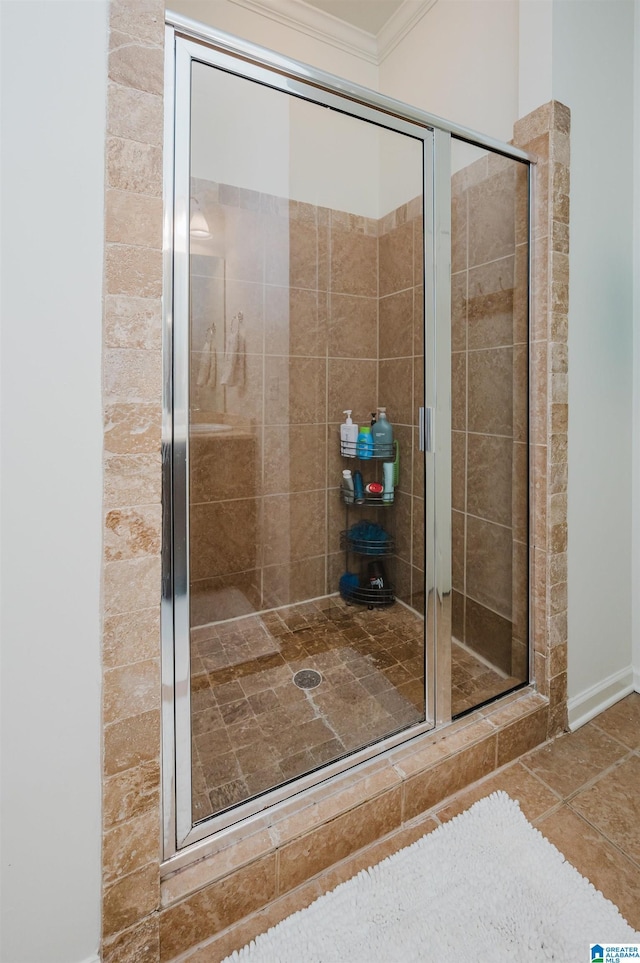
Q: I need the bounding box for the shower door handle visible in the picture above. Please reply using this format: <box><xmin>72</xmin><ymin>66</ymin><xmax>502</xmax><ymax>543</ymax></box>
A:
<box><xmin>419</xmin><ymin>407</ymin><xmax>434</xmax><ymax>453</ymax></box>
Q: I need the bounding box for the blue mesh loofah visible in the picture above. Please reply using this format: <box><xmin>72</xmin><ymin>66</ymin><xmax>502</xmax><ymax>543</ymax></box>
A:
<box><xmin>339</xmin><ymin>572</ymin><xmax>360</xmax><ymax>599</ymax></box>
<box><xmin>347</xmin><ymin>520</ymin><xmax>390</xmax><ymax>555</ymax></box>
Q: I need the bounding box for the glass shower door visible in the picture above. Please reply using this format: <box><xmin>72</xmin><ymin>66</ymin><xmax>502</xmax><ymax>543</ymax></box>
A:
<box><xmin>448</xmin><ymin>139</ymin><xmax>530</xmax><ymax>716</ymax></box>
<box><xmin>170</xmin><ymin>42</ymin><xmax>436</xmax><ymax>843</ymax></box>
<box><xmin>164</xmin><ymin>28</ymin><xmax>534</xmax><ymax>859</ymax></box>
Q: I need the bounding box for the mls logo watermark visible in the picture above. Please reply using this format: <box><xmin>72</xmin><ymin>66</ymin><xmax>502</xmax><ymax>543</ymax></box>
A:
<box><xmin>590</xmin><ymin>945</ymin><xmax>640</xmax><ymax>962</ymax></box>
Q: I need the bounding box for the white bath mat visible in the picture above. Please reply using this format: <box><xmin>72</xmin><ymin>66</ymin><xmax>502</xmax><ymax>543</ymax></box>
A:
<box><xmin>224</xmin><ymin>791</ymin><xmax>639</xmax><ymax>963</ymax></box>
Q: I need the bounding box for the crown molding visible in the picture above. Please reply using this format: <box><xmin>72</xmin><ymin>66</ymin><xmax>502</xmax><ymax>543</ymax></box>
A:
<box><xmin>378</xmin><ymin>0</ymin><xmax>438</xmax><ymax>63</ymax></box>
<box><xmin>226</xmin><ymin>0</ymin><xmax>437</xmax><ymax>66</ymax></box>
<box><xmin>227</xmin><ymin>0</ymin><xmax>379</xmax><ymax>64</ymax></box>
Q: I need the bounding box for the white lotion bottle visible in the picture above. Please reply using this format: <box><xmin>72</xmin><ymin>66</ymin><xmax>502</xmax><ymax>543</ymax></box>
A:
<box><xmin>340</xmin><ymin>410</ymin><xmax>358</xmax><ymax>457</ymax></box>
<box><xmin>342</xmin><ymin>469</ymin><xmax>355</xmax><ymax>504</ymax></box>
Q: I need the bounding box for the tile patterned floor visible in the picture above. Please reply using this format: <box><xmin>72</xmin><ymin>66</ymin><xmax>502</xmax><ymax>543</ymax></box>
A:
<box><xmin>431</xmin><ymin>692</ymin><xmax>640</xmax><ymax>930</ymax></box>
<box><xmin>188</xmin><ymin>693</ymin><xmax>640</xmax><ymax>962</ymax></box>
<box><xmin>190</xmin><ymin>597</ymin><xmax>522</xmax><ymax>820</ymax></box>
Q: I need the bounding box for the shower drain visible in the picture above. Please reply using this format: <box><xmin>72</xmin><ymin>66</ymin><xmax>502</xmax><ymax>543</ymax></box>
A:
<box><xmin>293</xmin><ymin>669</ymin><xmax>322</xmax><ymax>690</ymax></box>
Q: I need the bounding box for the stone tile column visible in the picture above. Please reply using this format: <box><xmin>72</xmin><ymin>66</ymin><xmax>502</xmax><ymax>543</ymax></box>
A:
<box><xmin>513</xmin><ymin>101</ymin><xmax>570</xmax><ymax>736</ymax></box>
<box><xmin>101</xmin><ymin>1</ymin><xmax>165</xmax><ymax>959</ymax></box>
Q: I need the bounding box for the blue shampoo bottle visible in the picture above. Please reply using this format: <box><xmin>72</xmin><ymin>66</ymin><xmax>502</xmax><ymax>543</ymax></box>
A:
<box><xmin>356</xmin><ymin>424</ymin><xmax>373</xmax><ymax>459</ymax></box>
<box><xmin>353</xmin><ymin>470</ymin><xmax>365</xmax><ymax>504</ymax></box>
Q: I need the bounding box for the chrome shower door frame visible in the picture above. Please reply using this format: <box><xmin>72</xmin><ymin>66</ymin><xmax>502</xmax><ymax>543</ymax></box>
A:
<box><xmin>162</xmin><ymin>12</ymin><xmax>535</xmax><ymax>861</ymax></box>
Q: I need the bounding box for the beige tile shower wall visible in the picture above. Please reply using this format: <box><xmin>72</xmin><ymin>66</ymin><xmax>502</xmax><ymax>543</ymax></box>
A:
<box><xmin>512</xmin><ymin>163</ymin><xmax>531</xmax><ymax>681</ymax></box>
<box><xmin>450</xmin><ymin>151</ymin><xmax>530</xmax><ymax>679</ymax></box>
<box><xmin>377</xmin><ymin>197</ymin><xmax>424</xmax><ymax>610</ymax></box>
<box><xmin>263</xmin><ymin>208</ymin><xmax>331</xmax><ymax>607</ymax></box>
<box><xmin>189</xmin><ymin>185</ymin><xmax>383</xmax><ymax>614</ymax></box>
<box><xmin>190</xmin><ymin>183</ymin><xmax>424</xmax><ymax>621</ymax></box>
<box><xmin>327</xmin><ymin>206</ymin><xmax>380</xmax><ymax>592</ymax></box>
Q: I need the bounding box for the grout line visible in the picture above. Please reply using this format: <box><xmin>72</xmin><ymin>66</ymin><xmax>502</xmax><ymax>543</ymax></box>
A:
<box><xmin>563</xmin><ymin>801</ymin><xmax>640</xmax><ymax>872</ymax></box>
<box><xmin>518</xmin><ymin>743</ymin><xmax>634</xmax><ymax>806</ymax></box>
<box><xmin>586</xmin><ymin>718</ymin><xmax>640</xmax><ymax>756</ymax></box>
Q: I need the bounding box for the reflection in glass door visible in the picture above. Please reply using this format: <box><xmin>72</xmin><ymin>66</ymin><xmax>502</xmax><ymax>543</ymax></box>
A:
<box><xmin>170</xmin><ymin>43</ymin><xmax>436</xmax><ymax>843</ymax></box>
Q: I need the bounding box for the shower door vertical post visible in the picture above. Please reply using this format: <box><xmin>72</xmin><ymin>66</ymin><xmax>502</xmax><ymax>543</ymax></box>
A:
<box><xmin>433</xmin><ymin>127</ymin><xmax>453</xmax><ymax>726</ymax></box>
<box><xmin>422</xmin><ymin>132</ymin><xmax>437</xmax><ymax>731</ymax></box>
<box><xmin>172</xmin><ymin>37</ymin><xmax>196</xmax><ymax>849</ymax></box>
<box><xmin>161</xmin><ymin>23</ymin><xmax>178</xmax><ymax>859</ymax></box>
<box><xmin>527</xmin><ymin>160</ymin><xmax>535</xmax><ymax>690</ymax></box>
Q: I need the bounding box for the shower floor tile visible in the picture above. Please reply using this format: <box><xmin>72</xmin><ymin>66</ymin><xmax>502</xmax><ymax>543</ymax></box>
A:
<box><xmin>190</xmin><ymin>598</ymin><xmax>520</xmax><ymax>821</ymax></box>
<box><xmin>450</xmin><ymin>639</ymin><xmax>522</xmax><ymax>716</ymax></box>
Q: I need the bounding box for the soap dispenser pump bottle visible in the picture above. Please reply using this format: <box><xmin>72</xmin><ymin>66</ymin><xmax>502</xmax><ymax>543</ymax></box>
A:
<box><xmin>340</xmin><ymin>410</ymin><xmax>358</xmax><ymax>457</ymax></box>
<box><xmin>373</xmin><ymin>407</ymin><xmax>393</xmax><ymax>458</ymax></box>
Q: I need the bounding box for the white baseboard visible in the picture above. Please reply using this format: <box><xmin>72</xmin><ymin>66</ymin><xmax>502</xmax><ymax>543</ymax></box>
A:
<box><xmin>79</xmin><ymin>954</ymin><xmax>100</xmax><ymax>963</ymax></box>
<box><xmin>567</xmin><ymin>665</ymin><xmax>635</xmax><ymax>731</ymax></box>
<box><xmin>634</xmin><ymin>665</ymin><xmax>640</xmax><ymax>693</ymax></box>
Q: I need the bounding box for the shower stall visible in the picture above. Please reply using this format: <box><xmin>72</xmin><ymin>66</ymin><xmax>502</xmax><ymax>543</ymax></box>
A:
<box><xmin>162</xmin><ymin>21</ymin><xmax>532</xmax><ymax>853</ymax></box>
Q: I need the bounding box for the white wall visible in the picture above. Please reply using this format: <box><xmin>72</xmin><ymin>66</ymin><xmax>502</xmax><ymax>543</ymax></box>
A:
<box><xmin>379</xmin><ymin>0</ymin><xmax>519</xmax><ymax>143</ymax></box>
<box><xmin>176</xmin><ymin>0</ymin><xmax>423</xmax><ymax>218</ymax></box>
<box><xmin>552</xmin><ymin>0</ymin><xmax>636</xmax><ymax>722</ymax></box>
<box><xmin>634</xmin><ymin>0</ymin><xmax>640</xmax><ymax>693</ymax></box>
<box><xmin>0</xmin><ymin>2</ymin><xmax>107</xmax><ymax>961</ymax></box>
<box><xmin>191</xmin><ymin>61</ymin><xmax>291</xmax><ymax>196</ymax></box>
<box><xmin>192</xmin><ymin>61</ymin><xmax>387</xmax><ymax>215</ymax></box>
<box><xmin>191</xmin><ymin>37</ymin><xmax>421</xmax><ymax>218</ymax></box>
<box><xmin>518</xmin><ymin>0</ymin><xmax>553</xmax><ymax>119</ymax></box>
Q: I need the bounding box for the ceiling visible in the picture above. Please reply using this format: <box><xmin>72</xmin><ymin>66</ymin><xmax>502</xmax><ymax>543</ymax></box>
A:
<box><xmin>301</xmin><ymin>0</ymin><xmax>404</xmax><ymax>35</ymax></box>
<box><xmin>214</xmin><ymin>0</ymin><xmax>433</xmax><ymax>65</ymax></box>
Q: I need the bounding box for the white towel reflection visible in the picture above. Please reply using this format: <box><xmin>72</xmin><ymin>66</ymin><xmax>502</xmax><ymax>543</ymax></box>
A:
<box><xmin>220</xmin><ymin>310</ymin><xmax>245</xmax><ymax>387</ymax></box>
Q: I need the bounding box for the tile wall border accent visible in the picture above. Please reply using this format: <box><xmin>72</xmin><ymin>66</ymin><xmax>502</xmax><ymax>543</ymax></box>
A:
<box><xmin>99</xmin><ymin>1</ymin><xmax>569</xmax><ymax>953</ymax></box>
